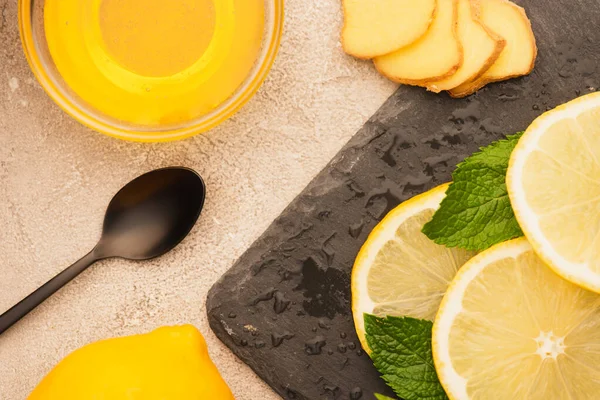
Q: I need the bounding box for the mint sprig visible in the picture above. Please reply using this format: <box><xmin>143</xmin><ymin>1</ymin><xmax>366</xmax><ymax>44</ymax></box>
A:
<box><xmin>422</xmin><ymin>133</ymin><xmax>524</xmax><ymax>251</ymax></box>
<box><xmin>365</xmin><ymin>314</ymin><xmax>448</xmax><ymax>400</ymax></box>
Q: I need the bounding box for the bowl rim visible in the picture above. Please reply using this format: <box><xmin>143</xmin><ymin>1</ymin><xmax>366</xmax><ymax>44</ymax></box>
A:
<box><xmin>18</xmin><ymin>0</ymin><xmax>284</xmax><ymax>142</ymax></box>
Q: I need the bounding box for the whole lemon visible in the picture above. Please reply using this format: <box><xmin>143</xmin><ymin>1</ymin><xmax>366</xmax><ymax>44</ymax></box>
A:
<box><xmin>29</xmin><ymin>325</ymin><xmax>234</xmax><ymax>399</ymax></box>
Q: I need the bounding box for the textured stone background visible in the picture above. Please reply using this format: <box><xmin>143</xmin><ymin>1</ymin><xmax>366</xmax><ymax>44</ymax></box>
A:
<box><xmin>0</xmin><ymin>0</ymin><xmax>395</xmax><ymax>398</ymax></box>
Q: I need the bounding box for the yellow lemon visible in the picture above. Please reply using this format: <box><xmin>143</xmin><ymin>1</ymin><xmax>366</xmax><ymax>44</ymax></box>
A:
<box><xmin>352</xmin><ymin>183</ymin><xmax>476</xmax><ymax>352</ymax></box>
<box><xmin>507</xmin><ymin>92</ymin><xmax>600</xmax><ymax>293</ymax></box>
<box><xmin>433</xmin><ymin>238</ymin><xmax>600</xmax><ymax>399</ymax></box>
<box><xmin>29</xmin><ymin>325</ymin><xmax>234</xmax><ymax>400</ymax></box>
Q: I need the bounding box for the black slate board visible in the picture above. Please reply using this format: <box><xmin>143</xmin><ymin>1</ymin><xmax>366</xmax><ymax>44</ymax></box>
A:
<box><xmin>208</xmin><ymin>1</ymin><xmax>600</xmax><ymax>398</ymax></box>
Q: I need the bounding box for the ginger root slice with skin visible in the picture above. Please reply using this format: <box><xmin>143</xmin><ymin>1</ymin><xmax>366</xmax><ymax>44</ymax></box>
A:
<box><xmin>427</xmin><ymin>0</ymin><xmax>505</xmax><ymax>92</ymax></box>
<box><xmin>342</xmin><ymin>0</ymin><xmax>437</xmax><ymax>59</ymax></box>
<box><xmin>449</xmin><ymin>0</ymin><xmax>537</xmax><ymax>98</ymax></box>
<box><xmin>373</xmin><ymin>0</ymin><xmax>463</xmax><ymax>85</ymax></box>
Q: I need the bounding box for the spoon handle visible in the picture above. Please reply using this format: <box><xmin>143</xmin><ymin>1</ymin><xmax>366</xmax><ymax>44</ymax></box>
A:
<box><xmin>0</xmin><ymin>251</ymin><xmax>99</xmax><ymax>335</ymax></box>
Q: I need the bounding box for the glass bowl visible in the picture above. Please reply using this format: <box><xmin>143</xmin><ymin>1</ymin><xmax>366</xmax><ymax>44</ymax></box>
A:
<box><xmin>19</xmin><ymin>0</ymin><xmax>284</xmax><ymax>142</ymax></box>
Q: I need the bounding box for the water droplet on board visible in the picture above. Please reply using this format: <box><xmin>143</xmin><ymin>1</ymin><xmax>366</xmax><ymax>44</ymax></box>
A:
<box><xmin>532</xmin><ymin>104</ymin><xmax>540</xmax><ymax>111</ymax></box>
<box><xmin>442</xmin><ymin>132</ymin><xmax>463</xmax><ymax>145</ymax></box>
<box><xmin>426</xmin><ymin>138</ymin><xmax>441</xmax><ymax>150</ymax></box>
<box><xmin>379</xmin><ymin>131</ymin><xmax>414</xmax><ymax>168</ymax></box>
<box><xmin>350</xmin><ymin>387</ymin><xmax>363</xmax><ymax>399</ymax></box>
<box><xmin>423</xmin><ymin>153</ymin><xmax>455</xmax><ymax>174</ymax></box>
<box><xmin>340</xmin><ymin>357</ymin><xmax>350</xmax><ymax>370</ymax></box>
<box><xmin>251</xmin><ymin>259</ymin><xmax>273</xmax><ymax>276</ymax></box>
<box><xmin>347</xmin><ymin>342</ymin><xmax>357</xmax><ymax>350</ymax></box>
<box><xmin>321</xmin><ymin>233</ymin><xmax>336</xmax><ymax>266</ymax></box>
<box><xmin>318</xmin><ymin>318</ymin><xmax>331</xmax><ymax>330</ymax></box>
<box><xmin>327</xmin><ymin>349</ymin><xmax>334</xmax><ymax>355</ymax></box>
<box><xmin>287</xmin><ymin>222</ymin><xmax>314</xmax><ymax>241</ymax></box>
<box><xmin>340</xmin><ymin>332</ymin><xmax>347</xmax><ymax>339</ymax></box>
<box><xmin>255</xmin><ymin>341</ymin><xmax>266</xmax><ymax>349</ymax></box>
<box><xmin>318</xmin><ymin>210</ymin><xmax>331</xmax><ymax>221</ymax></box>
<box><xmin>365</xmin><ymin>187</ymin><xmax>402</xmax><ymax>220</ymax></box>
<box><xmin>252</xmin><ymin>288</ymin><xmax>276</xmax><ymax>305</ymax></box>
<box><xmin>271</xmin><ymin>331</ymin><xmax>294</xmax><ymax>347</ymax></box>
<box><xmin>273</xmin><ymin>291</ymin><xmax>291</xmax><ymax>314</ymax></box>
<box><xmin>497</xmin><ymin>93</ymin><xmax>519</xmax><ymax>101</ymax></box>
<box><xmin>380</xmin><ymin>135</ymin><xmax>399</xmax><ymax>167</ymax></box>
<box><xmin>558</xmin><ymin>64</ymin><xmax>573</xmax><ymax>79</ymax></box>
<box><xmin>585</xmin><ymin>77</ymin><xmax>598</xmax><ymax>91</ymax></box>
<box><xmin>228</xmin><ymin>312</ymin><xmax>237</xmax><ymax>318</ymax></box>
<box><xmin>312</xmin><ymin>327</ymin><xmax>318</xmax><ymax>333</ymax></box>
<box><xmin>337</xmin><ymin>343</ymin><xmax>347</xmax><ymax>353</ymax></box>
<box><xmin>356</xmin><ymin>349</ymin><xmax>364</xmax><ymax>356</ymax></box>
<box><xmin>323</xmin><ymin>385</ymin><xmax>340</xmax><ymax>397</ymax></box>
<box><xmin>450</xmin><ymin>100</ymin><xmax>481</xmax><ymax>124</ymax></box>
<box><xmin>403</xmin><ymin>173</ymin><xmax>433</xmax><ymax>196</ymax></box>
<box><xmin>348</xmin><ymin>221</ymin><xmax>364</xmax><ymax>239</ymax></box>
<box><xmin>240</xmin><ymin>339</ymin><xmax>248</xmax><ymax>347</ymax></box>
<box><xmin>305</xmin><ymin>336</ymin><xmax>327</xmax><ymax>355</ymax></box>
<box><xmin>347</xmin><ymin>180</ymin><xmax>365</xmax><ymax>198</ymax></box>
<box><xmin>281</xmin><ymin>243</ymin><xmax>296</xmax><ymax>253</ymax></box>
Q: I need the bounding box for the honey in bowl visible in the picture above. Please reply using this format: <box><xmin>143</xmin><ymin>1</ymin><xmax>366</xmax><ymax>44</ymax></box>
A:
<box><xmin>44</xmin><ymin>0</ymin><xmax>265</xmax><ymax>126</ymax></box>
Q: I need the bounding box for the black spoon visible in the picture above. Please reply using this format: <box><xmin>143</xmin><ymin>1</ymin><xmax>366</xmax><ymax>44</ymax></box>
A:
<box><xmin>0</xmin><ymin>167</ymin><xmax>206</xmax><ymax>335</ymax></box>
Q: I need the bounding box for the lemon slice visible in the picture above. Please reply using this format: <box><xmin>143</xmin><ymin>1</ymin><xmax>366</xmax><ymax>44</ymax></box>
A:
<box><xmin>507</xmin><ymin>92</ymin><xmax>600</xmax><ymax>293</ymax></box>
<box><xmin>352</xmin><ymin>183</ymin><xmax>476</xmax><ymax>351</ymax></box>
<box><xmin>433</xmin><ymin>238</ymin><xmax>600</xmax><ymax>399</ymax></box>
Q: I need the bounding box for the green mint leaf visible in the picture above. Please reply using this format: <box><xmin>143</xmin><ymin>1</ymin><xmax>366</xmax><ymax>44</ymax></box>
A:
<box><xmin>375</xmin><ymin>394</ymin><xmax>397</xmax><ymax>400</ymax></box>
<box><xmin>421</xmin><ymin>132</ymin><xmax>524</xmax><ymax>251</ymax></box>
<box><xmin>365</xmin><ymin>314</ymin><xmax>448</xmax><ymax>400</ymax></box>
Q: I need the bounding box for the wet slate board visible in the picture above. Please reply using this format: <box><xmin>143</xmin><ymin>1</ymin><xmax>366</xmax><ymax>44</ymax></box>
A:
<box><xmin>207</xmin><ymin>1</ymin><xmax>600</xmax><ymax>399</ymax></box>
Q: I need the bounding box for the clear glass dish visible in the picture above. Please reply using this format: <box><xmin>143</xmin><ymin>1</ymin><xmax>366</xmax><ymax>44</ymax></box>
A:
<box><xmin>19</xmin><ymin>0</ymin><xmax>284</xmax><ymax>142</ymax></box>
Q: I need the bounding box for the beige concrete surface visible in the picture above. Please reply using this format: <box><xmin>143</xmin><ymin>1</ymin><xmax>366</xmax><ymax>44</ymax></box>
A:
<box><xmin>0</xmin><ymin>0</ymin><xmax>396</xmax><ymax>398</ymax></box>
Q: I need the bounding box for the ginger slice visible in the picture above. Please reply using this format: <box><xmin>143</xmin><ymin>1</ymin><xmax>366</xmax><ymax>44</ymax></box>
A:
<box><xmin>448</xmin><ymin>0</ymin><xmax>537</xmax><ymax>98</ymax></box>
<box><xmin>373</xmin><ymin>0</ymin><xmax>462</xmax><ymax>85</ymax></box>
<box><xmin>342</xmin><ymin>0</ymin><xmax>437</xmax><ymax>59</ymax></box>
<box><xmin>427</xmin><ymin>0</ymin><xmax>505</xmax><ymax>92</ymax></box>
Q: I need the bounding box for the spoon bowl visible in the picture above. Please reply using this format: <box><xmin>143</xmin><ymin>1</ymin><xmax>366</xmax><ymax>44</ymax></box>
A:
<box><xmin>98</xmin><ymin>168</ymin><xmax>205</xmax><ymax>260</ymax></box>
<box><xmin>0</xmin><ymin>167</ymin><xmax>206</xmax><ymax>335</ymax></box>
